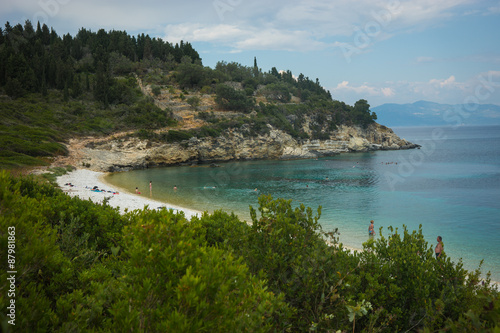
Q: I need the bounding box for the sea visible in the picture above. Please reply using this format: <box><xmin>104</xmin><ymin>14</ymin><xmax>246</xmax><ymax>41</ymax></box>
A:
<box><xmin>104</xmin><ymin>125</ymin><xmax>500</xmax><ymax>282</ymax></box>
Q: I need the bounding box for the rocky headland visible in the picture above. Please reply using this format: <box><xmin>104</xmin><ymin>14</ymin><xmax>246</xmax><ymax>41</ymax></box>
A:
<box><xmin>49</xmin><ymin>76</ymin><xmax>420</xmax><ymax>172</ymax></box>
<box><xmin>54</xmin><ymin>122</ymin><xmax>419</xmax><ymax>173</ymax></box>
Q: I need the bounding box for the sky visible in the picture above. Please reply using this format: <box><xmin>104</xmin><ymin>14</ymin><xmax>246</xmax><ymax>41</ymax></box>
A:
<box><xmin>1</xmin><ymin>0</ymin><xmax>500</xmax><ymax>107</ymax></box>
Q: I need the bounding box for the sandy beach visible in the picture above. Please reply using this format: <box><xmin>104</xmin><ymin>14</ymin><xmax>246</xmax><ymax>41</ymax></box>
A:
<box><xmin>56</xmin><ymin>169</ymin><xmax>201</xmax><ymax>218</ymax></box>
<box><xmin>57</xmin><ymin>169</ymin><xmax>363</xmax><ymax>249</ymax></box>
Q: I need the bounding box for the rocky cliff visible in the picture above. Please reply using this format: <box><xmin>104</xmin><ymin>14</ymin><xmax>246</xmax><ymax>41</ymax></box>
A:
<box><xmin>62</xmin><ymin>123</ymin><xmax>419</xmax><ymax>172</ymax></box>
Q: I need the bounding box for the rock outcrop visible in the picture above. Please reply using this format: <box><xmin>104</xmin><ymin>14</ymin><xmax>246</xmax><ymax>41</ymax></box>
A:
<box><xmin>68</xmin><ymin>123</ymin><xmax>419</xmax><ymax>172</ymax></box>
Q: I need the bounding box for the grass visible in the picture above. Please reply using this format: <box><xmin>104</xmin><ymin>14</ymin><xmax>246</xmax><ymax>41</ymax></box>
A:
<box><xmin>40</xmin><ymin>165</ymin><xmax>75</xmax><ymax>185</ymax></box>
<box><xmin>0</xmin><ymin>90</ymin><xmax>176</xmax><ymax>169</ymax></box>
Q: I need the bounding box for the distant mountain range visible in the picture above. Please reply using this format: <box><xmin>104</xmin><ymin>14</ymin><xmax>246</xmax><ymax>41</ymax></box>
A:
<box><xmin>372</xmin><ymin>100</ymin><xmax>500</xmax><ymax>127</ymax></box>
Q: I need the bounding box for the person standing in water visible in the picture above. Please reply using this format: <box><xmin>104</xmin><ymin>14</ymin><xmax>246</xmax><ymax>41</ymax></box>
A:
<box><xmin>435</xmin><ymin>236</ymin><xmax>444</xmax><ymax>258</ymax></box>
<box><xmin>368</xmin><ymin>220</ymin><xmax>375</xmax><ymax>236</ymax></box>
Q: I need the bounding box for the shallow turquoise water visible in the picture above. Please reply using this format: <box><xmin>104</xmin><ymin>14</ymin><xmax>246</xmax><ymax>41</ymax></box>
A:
<box><xmin>105</xmin><ymin>125</ymin><xmax>500</xmax><ymax>281</ymax></box>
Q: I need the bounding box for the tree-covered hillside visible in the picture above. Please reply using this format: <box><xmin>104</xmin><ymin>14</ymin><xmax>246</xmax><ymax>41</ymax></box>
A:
<box><xmin>0</xmin><ymin>21</ymin><xmax>199</xmax><ymax>100</ymax></box>
<box><xmin>0</xmin><ymin>20</ymin><xmax>377</xmax><ymax>169</ymax></box>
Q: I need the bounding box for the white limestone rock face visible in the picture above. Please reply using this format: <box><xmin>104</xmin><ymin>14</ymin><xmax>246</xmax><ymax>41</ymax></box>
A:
<box><xmin>64</xmin><ymin>123</ymin><xmax>419</xmax><ymax>172</ymax></box>
<box><xmin>347</xmin><ymin>137</ymin><xmax>370</xmax><ymax>151</ymax></box>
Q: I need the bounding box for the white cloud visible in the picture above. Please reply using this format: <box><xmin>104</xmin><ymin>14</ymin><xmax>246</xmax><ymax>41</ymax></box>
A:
<box><xmin>164</xmin><ymin>23</ymin><xmax>326</xmax><ymax>52</ymax></box>
<box><xmin>486</xmin><ymin>5</ymin><xmax>500</xmax><ymax>15</ymax></box>
<box><xmin>415</xmin><ymin>54</ymin><xmax>500</xmax><ymax>65</ymax></box>
<box><xmin>416</xmin><ymin>56</ymin><xmax>435</xmax><ymax>63</ymax></box>
<box><xmin>381</xmin><ymin>87</ymin><xmax>395</xmax><ymax>97</ymax></box>
<box><xmin>165</xmin><ymin>23</ymin><xmax>246</xmax><ymax>45</ymax></box>
<box><xmin>333</xmin><ymin>81</ymin><xmax>394</xmax><ymax>97</ymax></box>
<box><xmin>157</xmin><ymin>0</ymin><xmax>479</xmax><ymax>53</ymax></box>
<box><xmin>429</xmin><ymin>75</ymin><xmax>457</xmax><ymax>88</ymax></box>
<box><xmin>485</xmin><ymin>70</ymin><xmax>500</xmax><ymax>79</ymax></box>
<box><xmin>273</xmin><ymin>0</ymin><xmax>473</xmax><ymax>37</ymax></box>
<box><xmin>234</xmin><ymin>28</ymin><xmax>325</xmax><ymax>51</ymax></box>
<box><xmin>2</xmin><ymin>0</ymin><xmax>217</xmax><ymax>35</ymax></box>
<box><xmin>2</xmin><ymin>0</ymin><xmax>481</xmax><ymax>53</ymax></box>
<box><xmin>330</xmin><ymin>71</ymin><xmax>500</xmax><ymax>106</ymax></box>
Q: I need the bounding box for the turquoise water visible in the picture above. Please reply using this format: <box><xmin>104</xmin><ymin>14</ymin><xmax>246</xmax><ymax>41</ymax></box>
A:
<box><xmin>105</xmin><ymin>125</ymin><xmax>500</xmax><ymax>281</ymax></box>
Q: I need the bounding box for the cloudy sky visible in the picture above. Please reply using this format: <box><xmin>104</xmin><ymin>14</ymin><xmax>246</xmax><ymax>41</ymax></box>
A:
<box><xmin>2</xmin><ymin>0</ymin><xmax>500</xmax><ymax>106</ymax></box>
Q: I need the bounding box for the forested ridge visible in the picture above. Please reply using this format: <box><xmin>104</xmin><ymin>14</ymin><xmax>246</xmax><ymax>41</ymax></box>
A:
<box><xmin>1</xmin><ymin>20</ymin><xmax>377</xmax><ymax>169</ymax></box>
<box><xmin>1</xmin><ymin>21</ymin><xmax>499</xmax><ymax>332</ymax></box>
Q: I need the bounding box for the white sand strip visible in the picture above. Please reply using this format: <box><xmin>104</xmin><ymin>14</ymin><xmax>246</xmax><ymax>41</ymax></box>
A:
<box><xmin>56</xmin><ymin>169</ymin><xmax>201</xmax><ymax>218</ymax></box>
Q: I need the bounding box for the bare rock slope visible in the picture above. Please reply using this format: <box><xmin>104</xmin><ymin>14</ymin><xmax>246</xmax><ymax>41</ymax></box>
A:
<box><xmin>53</xmin><ymin>78</ymin><xmax>418</xmax><ymax>172</ymax></box>
<box><xmin>55</xmin><ymin>123</ymin><xmax>417</xmax><ymax>172</ymax></box>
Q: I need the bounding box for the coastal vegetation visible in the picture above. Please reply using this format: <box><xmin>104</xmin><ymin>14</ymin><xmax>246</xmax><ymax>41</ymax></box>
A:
<box><xmin>0</xmin><ymin>20</ymin><xmax>376</xmax><ymax>169</ymax></box>
<box><xmin>1</xmin><ymin>21</ymin><xmax>499</xmax><ymax>332</ymax></box>
<box><xmin>1</xmin><ymin>171</ymin><xmax>499</xmax><ymax>332</ymax></box>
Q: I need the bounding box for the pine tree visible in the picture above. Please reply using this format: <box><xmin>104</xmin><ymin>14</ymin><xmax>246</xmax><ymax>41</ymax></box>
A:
<box><xmin>143</xmin><ymin>36</ymin><xmax>152</xmax><ymax>60</ymax></box>
<box><xmin>71</xmin><ymin>74</ymin><xmax>82</xmax><ymax>98</ymax></box>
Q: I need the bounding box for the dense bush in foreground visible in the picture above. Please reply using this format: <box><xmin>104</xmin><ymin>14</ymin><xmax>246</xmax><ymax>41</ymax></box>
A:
<box><xmin>0</xmin><ymin>172</ymin><xmax>499</xmax><ymax>332</ymax></box>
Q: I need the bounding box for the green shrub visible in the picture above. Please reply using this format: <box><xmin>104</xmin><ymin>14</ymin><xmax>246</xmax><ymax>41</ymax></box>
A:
<box><xmin>191</xmin><ymin>210</ymin><xmax>251</xmax><ymax>248</ymax></box>
<box><xmin>136</xmin><ymin>129</ymin><xmax>157</xmax><ymax>140</ymax></box>
<box><xmin>200</xmin><ymin>85</ymin><xmax>212</xmax><ymax>94</ymax></box>
<box><xmin>105</xmin><ymin>208</ymin><xmax>291</xmax><ymax>332</ymax></box>
<box><xmin>163</xmin><ymin>129</ymin><xmax>193</xmax><ymax>142</ymax></box>
<box><xmin>197</xmin><ymin>126</ymin><xmax>221</xmax><ymax>138</ymax></box>
<box><xmin>197</xmin><ymin>111</ymin><xmax>218</xmax><ymax>123</ymax></box>
<box><xmin>344</xmin><ymin>225</ymin><xmax>499</xmax><ymax>331</ymax></box>
<box><xmin>0</xmin><ymin>172</ymin><xmax>497</xmax><ymax>332</ymax></box>
<box><xmin>186</xmin><ymin>96</ymin><xmax>201</xmax><ymax>110</ymax></box>
<box><xmin>151</xmin><ymin>85</ymin><xmax>161</xmax><ymax>96</ymax></box>
<box><xmin>215</xmin><ymin>84</ymin><xmax>254</xmax><ymax>113</ymax></box>
<box><xmin>261</xmin><ymin>82</ymin><xmax>292</xmax><ymax>103</ymax></box>
<box><xmin>189</xmin><ymin>195</ymin><xmax>500</xmax><ymax>332</ymax></box>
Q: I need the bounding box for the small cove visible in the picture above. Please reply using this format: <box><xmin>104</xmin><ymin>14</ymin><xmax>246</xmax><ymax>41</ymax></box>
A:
<box><xmin>104</xmin><ymin>125</ymin><xmax>500</xmax><ymax>282</ymax></box>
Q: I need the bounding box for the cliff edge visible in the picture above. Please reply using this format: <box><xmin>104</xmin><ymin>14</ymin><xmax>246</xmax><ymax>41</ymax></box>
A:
<box><xmin>54</xmin><ymin>122</ymin><xmax>419</xmax><ymax>172</ymax></box>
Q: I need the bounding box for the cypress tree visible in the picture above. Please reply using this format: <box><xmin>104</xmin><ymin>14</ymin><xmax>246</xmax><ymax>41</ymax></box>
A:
<box><xmin>94</xmin><ymin>60</ymin><xmax>111</xmax><ymax>107</ymax></box>
<box><xmin>253</xmin><ymin>56</ymin><xmax>259</xmax><ymax>78</ymax></box>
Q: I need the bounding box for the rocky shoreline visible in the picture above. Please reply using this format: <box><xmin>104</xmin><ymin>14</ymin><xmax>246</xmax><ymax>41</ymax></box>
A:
<box><xmin>54</xmin><ymin>123</ymin><xmax>419</xmax><ymax>173</ymax></box>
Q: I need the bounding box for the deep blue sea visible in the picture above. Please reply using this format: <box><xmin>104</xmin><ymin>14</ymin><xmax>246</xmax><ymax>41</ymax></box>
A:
<box><xmin>105</xmin><ymin>125</ymin><xmax>500</xmax><ymax>282</ymax></box>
